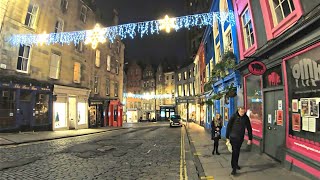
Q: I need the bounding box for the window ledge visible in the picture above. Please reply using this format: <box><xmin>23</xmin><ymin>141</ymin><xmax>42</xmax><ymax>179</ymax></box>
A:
<box><xmin>270</xmin><ymin>10</ymin><xmax>300</xmax><ymax>39</ymax></box>
<box><xmin>242</xmin><ymin>43</ymin><xmax>257</xmax><ymax>59</ymax></box>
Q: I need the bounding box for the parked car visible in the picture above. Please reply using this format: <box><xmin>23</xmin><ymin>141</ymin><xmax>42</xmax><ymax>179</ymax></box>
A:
<box><xmin>169</xmin><ymin>115</ymin><xmax>182</xmax><ymax>127</ymax></box>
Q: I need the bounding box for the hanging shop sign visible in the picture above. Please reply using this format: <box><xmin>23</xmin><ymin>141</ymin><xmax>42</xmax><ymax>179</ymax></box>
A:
<box><xmin>248</xmin><ymin>61</ymin><xmax>266</xmax><ymax>75</ymax></box>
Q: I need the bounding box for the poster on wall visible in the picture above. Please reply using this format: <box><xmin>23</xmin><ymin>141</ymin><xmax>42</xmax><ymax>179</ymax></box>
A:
<box><xmin>301</xmin><ymin>99</ymin><xmax>309</xmax><ymax>117</ymax></box>
<box><xmin>224</xmin><ymin>107</ymin><xmax>229</xmax><ymax>121</ymax></box>
<box><xmin>308</xmin><ymin>118</ymin><xmax>316</xmax><ymax>132</ymax></box>
<box><xmin>309</xmin><ymin>99</ymin><xmax>319</xmax><ymax>117</ymax></box>
<box><xmin>302</xmin><ymin>117</ymin><xmax>309</xmax><ymax>131</ymax></box>
<box><xmin>268</xmin><ymin>114</ymin><xmax>272</xmax><ymax>124</ymax></box>
<box><xmin>276</xmin><ymin>110</ymin><xmax>283</xmax><ymax>126</ymax></box>
<box><xmin>292</xmin><ymin>99</ymin><xmax>298</xmax><ymax>112</ymax></box>
<box><xmin>292</xmin><ymin>113</ymin><xmax>301</xmax><ymax>132</ymax></box>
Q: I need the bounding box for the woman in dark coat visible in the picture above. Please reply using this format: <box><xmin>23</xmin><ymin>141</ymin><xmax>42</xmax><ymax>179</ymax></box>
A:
<box><xmin>211</xmin><ymin>114</ymin><xmax>223</xmax><ymax>155</ymax></box>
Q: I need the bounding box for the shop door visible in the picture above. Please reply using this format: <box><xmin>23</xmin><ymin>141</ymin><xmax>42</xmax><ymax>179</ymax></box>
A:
<box><xmin>20</xmin><ymin>91</ymin><xmax>33</xmax><ymax>130</ymax></box>
<box><xmin>68</xmin><ymin>97</ymin><xmax>77</xmax><ymax>129</ymax></box>
<box><xmin>263</xmin><ymin>90</ymin><xmax>286</xmax><ymax>161</ymax></box>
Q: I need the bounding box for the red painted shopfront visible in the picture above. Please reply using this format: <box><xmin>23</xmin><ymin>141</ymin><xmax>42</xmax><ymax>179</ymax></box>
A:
<box><xmin>106</xmin><ymin>100</ymin><xmax>123</xmax><ymax>127</ymax></box>
<box><xmin>283</xmin><ymin>42</ymin><xmax>320</xmax><ymax>178</ymax></box>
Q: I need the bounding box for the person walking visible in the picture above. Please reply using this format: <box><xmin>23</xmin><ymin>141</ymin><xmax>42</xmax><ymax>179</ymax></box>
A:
<box><xmin>226</xmin><ymin>106</ymin><xmax>252</xmax><ymax>175</ymax></box>
<box><xmin>211</xmin><ymin>114</ymin><xmax>223</xmax><ymax>155</ymax></box>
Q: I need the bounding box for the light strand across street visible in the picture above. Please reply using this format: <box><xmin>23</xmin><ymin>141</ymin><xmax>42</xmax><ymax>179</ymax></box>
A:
<box><xmin>124</xmin><ymin>93</ymin><xmax>173</xmax><ymax>100</ymax></box>
<box><xmin>8</xmin><ymin>11</ymin><xmax>235</xmax><ymax>48</ymax></box>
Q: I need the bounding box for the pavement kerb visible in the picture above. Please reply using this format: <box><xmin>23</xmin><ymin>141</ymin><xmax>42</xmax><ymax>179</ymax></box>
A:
<box><xmin>184</xmin><ymin>124</ymin><xmax>206</xmax><ymax>179</ymax></box>
<box><xmin>0</xmin><ymin>127</ymin><xmax>128</xmax><ymax>147</ymax></box>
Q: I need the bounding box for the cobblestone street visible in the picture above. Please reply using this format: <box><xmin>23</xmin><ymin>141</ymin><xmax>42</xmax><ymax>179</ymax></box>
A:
<box><xmin>0</xmin><ymin>125</ymin><xmax>183</xmax><ymax>180</ymax></box>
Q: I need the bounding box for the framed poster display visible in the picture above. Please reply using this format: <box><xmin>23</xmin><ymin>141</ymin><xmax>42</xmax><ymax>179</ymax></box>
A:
<box><xmin>292</xmin><ymin>99</ymin><xmax>298</xmax><ymax>112</ymax></box>
<box><xmin>276</xmin><ymin>110</ymin><xmax>283</xmax><ymax>126</ymax></box>
<box><xmin>309</xmin><ymin>99</ymin><xmax>319</xmax><ymax>118</ymax></box>
<box><xmin>292</xmin><ymin>113</ymin><xmax>301</xmax><ymax>132</ymax></box>
<box><xmin>300</xmin><ymin>99</ymin><xmax>309</xmax><ymax>117</ymax></box>
<box><xmin>302</xmin><ymin>117</ymin><xmax>309</xmax><ymax>131</ymax></box>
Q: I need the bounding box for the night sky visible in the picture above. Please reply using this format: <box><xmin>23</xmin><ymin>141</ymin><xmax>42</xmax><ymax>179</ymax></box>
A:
<box><xmin>96</xmin><ymin>0</ymin><xmax>189</xmax><ymax>65</ymax></box>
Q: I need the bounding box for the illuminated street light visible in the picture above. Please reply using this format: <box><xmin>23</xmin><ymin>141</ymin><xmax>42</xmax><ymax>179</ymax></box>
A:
<box><xmin>84</xmin><ymin>23</ymin><xmax>106</xmax><ymax>49</ymax></box>
<box><xmin>159</xmin><ymin>15</ymin><xmax>176</xmax><ymax>33</ymax></box>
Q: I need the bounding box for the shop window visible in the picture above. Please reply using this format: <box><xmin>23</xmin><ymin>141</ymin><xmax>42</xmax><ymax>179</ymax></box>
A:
<box><xmin>285</xmin><ymin>47</ymin><xmax>320</xmax><ymax>144</ymax></box>
<box><xmin>95</xmin><ymin>50</ymin><xmax>100</xmax><ymax>67</ymax></box>
<box><xmin>35</xmin><ymin>94</ymin><xmax>49</xmax><ymax>125</ymax></box>
<box><xmin>17</xmin><ymin>45</ymin><xmax>31</xmax><ymax>73</ymax></box>
<box><xmin>73</xmin><ymin>62</ymin><xmax>81</xmax><ymax>83</ymax></box>
<box><xmin>0</xmin><ymin>89</ymin><xmax>15</xmax><ymax>128</ymax></box>
<box><xmin>54</xmin><ymin>102</ymin><xmax>66</xmax><ymax>128</ymax></box>
<box><xmin>106</xmin><ymin>55</ymin><xmax>111</xmax><ymax>71</ymax></box>
<box><xmin>49</xmin><ymin>52</ymin><xmax>61</xmax><ymax>79</ymax></box>
<box><xmin>241</xmin><ymin>8</ymin><xmax>255</xmax><ymax>50</ymax></box>
<box><xmin>77</xmin><ymin>102</ymin><xmax>86</xmax><ymax>124</ymax></box>
<box><xmin>24</xmin><ymin>3</ymin><xmax>39</xmax><ymax>29</ymax></box>
<box><xmin>245</xmin><ymin>75</ymin><xmax>263</xmax><ymax>138</ymax></box>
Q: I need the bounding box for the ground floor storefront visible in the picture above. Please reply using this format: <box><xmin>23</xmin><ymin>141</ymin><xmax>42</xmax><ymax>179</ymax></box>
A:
<box><xmin>53</xmin><ymin>85</ymin><xmax>90</xmax><ymax>130</ymax></box>
<box><xmin>0</xmin><ymin>81</ymin><xmax>53</xmax><ymax>132</ymax></box>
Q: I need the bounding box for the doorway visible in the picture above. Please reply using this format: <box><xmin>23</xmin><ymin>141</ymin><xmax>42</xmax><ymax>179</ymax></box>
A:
<box><xmin>20</xmin><ymin>91</ymin><xmax>33</xmax><ymax>131</ymax></box>
<box><xmin>263</xmin><ymin>89</ymin><xmax>286</xmax><ymax>161</ymax></box>
<box><xmin>68</xmin><ymin>97</ymin><xmax>77</xmax><ymax>129</ymax></box>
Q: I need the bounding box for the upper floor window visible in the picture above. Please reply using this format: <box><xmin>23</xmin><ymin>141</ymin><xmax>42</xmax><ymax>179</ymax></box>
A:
<box><xmin>17</xmin><ymin>45</ymin><xmax>31</xmax><ymax>72</ymax></box>
<box><xmin>178</xmin><ymin>73</ymin><xmax>181</xmax><ymax>81</ymax></box>
<box><xmin>114</xmin><ymin>82</ymin><xmax>118</xmax><ymax>97</ymax></box>
<box><xmin>225</xmin><ymin>31</ymin><xmax>233</xmax><ymax>51</ymax></box>
<box><xmin>73</xmin><ymin>62</ymin><xmax>81</xmax><ymax>83</ymax></box>
<box><xmin>49</xmin><ymin>52</ymin><xmax>61</xmax><ymax>79</ymax></box>
<box><xmin>241</xmin><ymin>8</ymin><xmax>254</xmax><ymax>50</ymax></box>
<box><xmin>106</xmin><ymin>78</ymin><xmax>110</xmax><ymax>96</ymax></box>
<box><xmin>94</xmin><ymin>76</ymin><xmax>99</xmax><ymax>94</ymax></box>
<box><xmin>115</xmin><ymin>60</ymin><xmax>119</xmax><ymax>74</ymax></box>
<box><xmin>80</xmin><ymin>5</ymin><xmax>87</xmax><ymax>23</ymax></box>
<box><xmin>54</xmin><ymin>19</ymin><xmax>64</xmax><ymax>33</ymax></box>
<box><xmin>106</xmin><ymin>55</ymin><xmax>111</xmax><ymax>71</ymax></box>
<box><xmin>95</xmin><ymin>50</ymin><xmax>100</xmax><ymax>67</ymax></box>
<box><xmin>60</xmin><ymin>0</ymin><xmax>68</xmax><ymax>13</ymax></box>
<box><xmin>25</xmin><ymin>3</ymin><xmax>39</xmax><ymax>29</ymax></box>
<box><xmin>76</xmin><ymin>41</ymin><xmax>84</xmax><ymax>52</ymax></box>
<box><xmin>270</xmin><ymin>0</ymin><xmax>295</xmax><ymax>26</ymax></box>
<box><xmin>184</xmin><ymin>71</ymin><xmax>187</xmax><ymax>80</ymax></box>
<box><xmin>215</xmin><ymin>44</ymin><xmax>221</xmax><ymax>63</ymax></box>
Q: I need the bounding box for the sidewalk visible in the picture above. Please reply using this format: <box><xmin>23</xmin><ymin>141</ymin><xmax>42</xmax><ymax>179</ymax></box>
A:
<box><xmin>185</xmin><ymin>122</ymin><xmax>309</xmax><ymax>180</ymax></box>
<box><xmin>0</xmin><ymin>126</ymin><xmax>126</xmax><ymax>146</ymax></box>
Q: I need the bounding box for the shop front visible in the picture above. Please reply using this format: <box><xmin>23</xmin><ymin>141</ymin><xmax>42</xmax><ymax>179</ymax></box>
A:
<box><xmin>159</xmin><ymin>105</ymin><xmax>175</xmax><ymax>121</ymax></box>
<box><xmin>0</xmin><ymin>82</ymin><xmax>53</xmax><ymax>132</ymax></box>
<box><xmin>53</xmin><ymin>85</ymin><xmax>89</xmax><ymax>130</ymax></box>
<box><xmin>88</xmin><ymin>99</ymin><xmax>106</xmax><ymax>128</ymax></box>
<box><xmin>283</xmin><ymin>43</ymin><xmax>320</xmax><ymax>178</ymax></box>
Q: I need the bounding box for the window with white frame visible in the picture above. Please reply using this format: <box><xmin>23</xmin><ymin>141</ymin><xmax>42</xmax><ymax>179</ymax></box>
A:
<box><xmin>94</xmin><ymin>76</ymin><xmax>99</xmax><ymax>94</ymax></box>
<box><xmin>54</xmin><ymin>19</ymin><xmax>64</xmax><ymax>33</ymax></box>
<box><xmin>114</xmin><ymin>82</ymin><xmax>118</xmax><ymax>97</ymax></box>
<box><xmin>76</xmin><ymin>41</ymin><xmax>84</xmax><ymax>52</ymax></box>
<box><xmin>270</xmin><ymin>0</ymin><xmax>295</xmax><ymax>26</ymax></box>
<box><xmin>16</xmin><ymin>45</ymin><xmax>31</xmax><ymax>72</ymax></box>
<box><xmin>241</xmin><ymin>8</ymin><xmax>254</xmax><ymax>50</ymax></box>
<box><xmin>95</xmin><ymin>50</ymin><xmax>100</xmax><ymax>67</ymax></box>
<box><xmin>24</xmin><ymin>3</ymin><xmax>39</xmax><ymax>28</ymax></box>
<box><xmin>60</xmin><ymin>0</ymin><xmax>68</xmax><ymax>13</ymax></box>
<box><xmin>178</xmin><ymin>73</ymin><xmax>181</xmax><ymax>81</ymax></box>
<box><xmin>106</xmin><ymin>55</ymin><xmax>111</xmax><ymax>71</ymax></box>
<box><xmin>80</xmin><ymin>5</ymin><xmax>87</xmax><ymax>23</ymax></box>
<box><xmin>73</xmin><ymin>62</ymin><xmax>81</xmax><ymax>83</ymax></box>
<box><xmin>106</xmin><ymin>78</ymin><xmax>110</xmax><ymax>95</ymax></box>
<box><xmin>49</xmin><ymin>52</ymin><xmax>61</xmax><ymax>79</ymax></box>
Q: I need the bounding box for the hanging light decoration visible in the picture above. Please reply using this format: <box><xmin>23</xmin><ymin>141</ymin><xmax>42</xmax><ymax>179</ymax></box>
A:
<box><xmin>158</xmin><ymin>15</ymin><xmax>176</xmax><ymax>33</ymax></box>
<box><xmin>84</xmin><ymin>23</ymin><xmax>106</xmax><ymax>49</ymax></box>
<box><xmin>8</xmin><ymin>11</ymin><xmax>236</xmax><ymax>48</ymax></box>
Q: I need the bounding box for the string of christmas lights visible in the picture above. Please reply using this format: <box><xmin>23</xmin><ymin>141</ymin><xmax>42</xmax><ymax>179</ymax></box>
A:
<box><xmin>8</xmin><ymin>11</ymin><xmax>235</xmax><ymax>47</ymax></box>
<box><xmin>124</xmin><ymin>93</ymin><xmax>173</xmax><ymax>100</ymax></box>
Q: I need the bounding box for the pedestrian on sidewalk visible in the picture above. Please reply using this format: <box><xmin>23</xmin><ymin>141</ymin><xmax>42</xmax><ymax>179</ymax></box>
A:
<box><xmin>211</xmin><ymin>113</ymin><xmax>222</xmax><ymax>155</ymax></box>
<box><xmin>226</xmin><ymin>106</ymin><xmax>252</xmax><ymax>175</ymax></box>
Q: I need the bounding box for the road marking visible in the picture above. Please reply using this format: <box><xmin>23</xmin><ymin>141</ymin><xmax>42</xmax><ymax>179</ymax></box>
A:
<box><xmin>180</xmin><ymin>128</ymin><xmax>188</xmax><ymax>180</ymax></box>
<box><xmin>147</xmin><ymin>150</ymin><xmax>151</xmax><ymax>154</ymax></box>
<box><xmin>200</xmin><ymin>176</ymin><xmax>214</xmax><ymax>180</ymax></box>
